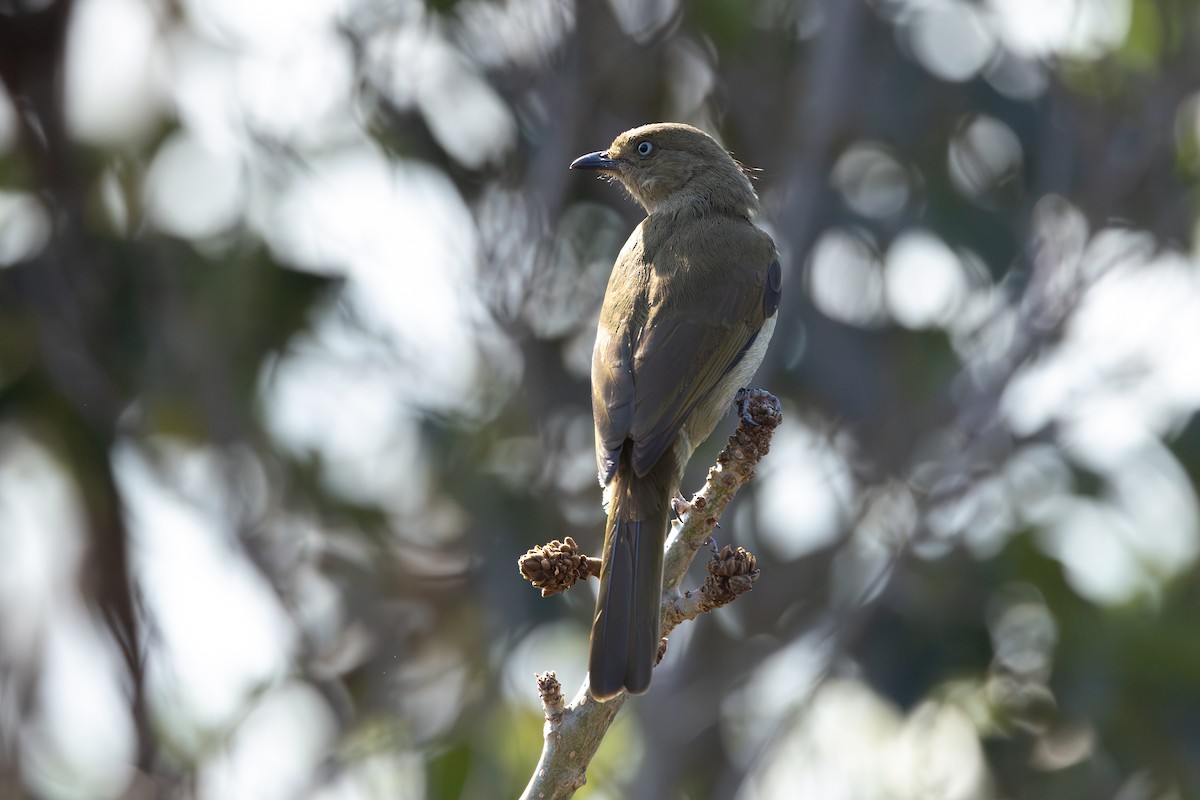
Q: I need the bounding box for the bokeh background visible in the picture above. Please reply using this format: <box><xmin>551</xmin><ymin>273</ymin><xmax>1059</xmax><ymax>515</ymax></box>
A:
<box><xmin>2</xmin><ymin>0</ymin><xmax>1200</xmax><ymax>797</ymax></box>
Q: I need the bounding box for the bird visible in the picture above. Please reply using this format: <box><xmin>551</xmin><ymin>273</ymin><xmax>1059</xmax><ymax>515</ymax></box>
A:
<box><xmin>569</xmin><ymin>123</ymin><xmax>782</xmax><ymax>700</ymax></box>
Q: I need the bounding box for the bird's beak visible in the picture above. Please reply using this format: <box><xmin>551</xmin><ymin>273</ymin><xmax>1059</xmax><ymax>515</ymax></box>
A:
<box><xmin>570</xmin><ymin>150</ymin><xmax>620</xmax><ymax>171</ymax></box>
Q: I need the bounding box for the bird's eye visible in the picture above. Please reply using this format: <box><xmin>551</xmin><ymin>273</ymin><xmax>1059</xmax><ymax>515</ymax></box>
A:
<box><xmin>636</xmin><ymin>141</ymin><xmax>655</xmax><ymax>157</ymax></box>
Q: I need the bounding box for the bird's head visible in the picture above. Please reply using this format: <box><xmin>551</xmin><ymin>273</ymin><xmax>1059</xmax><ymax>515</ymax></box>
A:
<box><xmin>570</xmin><ymin>122</ymin><xmax>758</xmax><ymax>218</ymax></box>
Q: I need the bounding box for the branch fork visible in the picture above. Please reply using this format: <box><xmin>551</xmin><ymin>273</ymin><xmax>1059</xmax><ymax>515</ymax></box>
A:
<box><xmin>516</xmin><ymin>390</ymin><xmax>781</xmax><ymax>800</ymax></box>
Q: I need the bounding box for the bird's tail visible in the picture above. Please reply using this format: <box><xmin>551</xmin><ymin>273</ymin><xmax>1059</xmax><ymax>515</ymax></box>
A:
<box><xmin>588</xmin><ymin>451</ymin><xmax>672</xmax><ymax>701</ymax></box>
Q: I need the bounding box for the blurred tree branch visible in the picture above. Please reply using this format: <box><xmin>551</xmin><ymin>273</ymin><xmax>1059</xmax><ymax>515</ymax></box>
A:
<box><xmin>0</xmin><ymin>0</ymin><xmax>161</xmax><ymax>775</ymax></box>
<box><xmin>517</xmin><ymin>391</ymin><xmax>780</xmax><ymax>799</ymax></box>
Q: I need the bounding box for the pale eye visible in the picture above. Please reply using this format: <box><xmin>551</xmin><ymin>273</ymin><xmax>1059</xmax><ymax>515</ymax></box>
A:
<box><xmin>636</xmin><ymin>141</ymin><xmax>654</xmax><ymax>157</ymax></box>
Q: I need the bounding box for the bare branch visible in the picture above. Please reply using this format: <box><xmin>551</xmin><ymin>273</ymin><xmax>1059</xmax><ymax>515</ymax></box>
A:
<box><xmin>518</xmin><ymin>390</ymin><xmax>781</xmax><ymax>799</ymax></box>
<box><xmin>663</xmin><ymin>389</ymin><xmax>780</xmax><ymax>592</ymax></box>
<box><xmin>662</xmin><ymin>546</ymin><xmax>760</xmax><ymax>635</ymax></box>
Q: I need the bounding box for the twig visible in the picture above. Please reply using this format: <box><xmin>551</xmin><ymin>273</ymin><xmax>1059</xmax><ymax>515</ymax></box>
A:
<box><xmin>516</xmin><ymin>390</ymin><xmax>781</xmax><ymax>799</ymax></box>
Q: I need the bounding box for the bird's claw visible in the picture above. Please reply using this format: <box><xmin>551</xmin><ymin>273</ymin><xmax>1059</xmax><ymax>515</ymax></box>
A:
<box><xmin>735</xmin><ymin>388</ymin><xmax>783</xmax><ymax>427</ymax></box>
<box><xmin>671</xmin><ymin>493</ymin><xmax>691</xmax><ymax>522</ymax></box>
<box><xmin>735</xmin><ymin>388</ymin><xmax>761</xmax><ymax>427</ymax></box>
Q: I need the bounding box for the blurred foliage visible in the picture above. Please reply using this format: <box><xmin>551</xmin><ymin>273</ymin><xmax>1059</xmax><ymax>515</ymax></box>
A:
<box><xmin>1</xmin><ymin>0</ymin><xmax>1200</xmax><ymax>798</ymax></box>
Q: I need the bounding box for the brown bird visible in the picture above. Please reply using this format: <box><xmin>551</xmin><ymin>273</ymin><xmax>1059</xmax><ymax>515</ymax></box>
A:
<box><xmin>570</xmin><ymin>123</ymin><xmax>781</xmax><ymax>700</ymax></box>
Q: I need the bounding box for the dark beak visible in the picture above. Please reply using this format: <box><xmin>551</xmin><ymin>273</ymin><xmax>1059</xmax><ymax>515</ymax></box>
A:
<box><xmin>570</xmin><ymin>150</ymin><xmax>620</xmax><ymax>171</ymax></box>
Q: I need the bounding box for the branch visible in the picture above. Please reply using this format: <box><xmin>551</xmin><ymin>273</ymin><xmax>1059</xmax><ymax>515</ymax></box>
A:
<box><xmin>662</xmin><ymin>389</ymin><xmax>779</xmax><ymax>594</ymax></box>
<box><xmin>516</xmin><ymin>389</ymin><xmax>781</xmax><ymax>800</ymax></box>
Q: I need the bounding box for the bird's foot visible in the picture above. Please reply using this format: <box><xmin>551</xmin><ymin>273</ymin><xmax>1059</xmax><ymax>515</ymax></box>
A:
<box><xmin>735</xmin><ymin>388</ymin><xmax>761</xmax><ymax>427</ymax></box>
<box><xmin>735</xmin><ymin>388</ymin><xmax>781</xmax><ymax>428</ymax></box>
<box><xmin>671</xmin><ymin>493</ymin><xmax>691</xmax><ymax>522</ymax></box>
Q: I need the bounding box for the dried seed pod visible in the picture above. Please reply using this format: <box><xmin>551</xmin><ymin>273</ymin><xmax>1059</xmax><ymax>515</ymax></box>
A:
<box><xmin>518</xmin><ymin>536</ymin><xmax>595</xmax><ymax>597</ymax></box>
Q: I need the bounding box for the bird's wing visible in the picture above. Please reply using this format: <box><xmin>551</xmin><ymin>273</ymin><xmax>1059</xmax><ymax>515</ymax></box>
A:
<box><xmin>593</xmin><ymin>216</ymin><xmax>779</xmax><ymax>480</ymax></box>
<box><xmin>591</xmin><ymin>225</ymin><xmax>646</xmax><ymax>483</ymax></box>
<box><xmin>592</xmin><ymin>314</ymin><xmax>636</xmax><ymax>483</ymax></box>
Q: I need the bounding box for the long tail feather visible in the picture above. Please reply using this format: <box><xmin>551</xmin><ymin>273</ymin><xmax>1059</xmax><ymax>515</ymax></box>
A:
<box><xmin>589</xmin><ymin>457</ymin><xmax>670</xmax><ymax>700</ymax></box>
